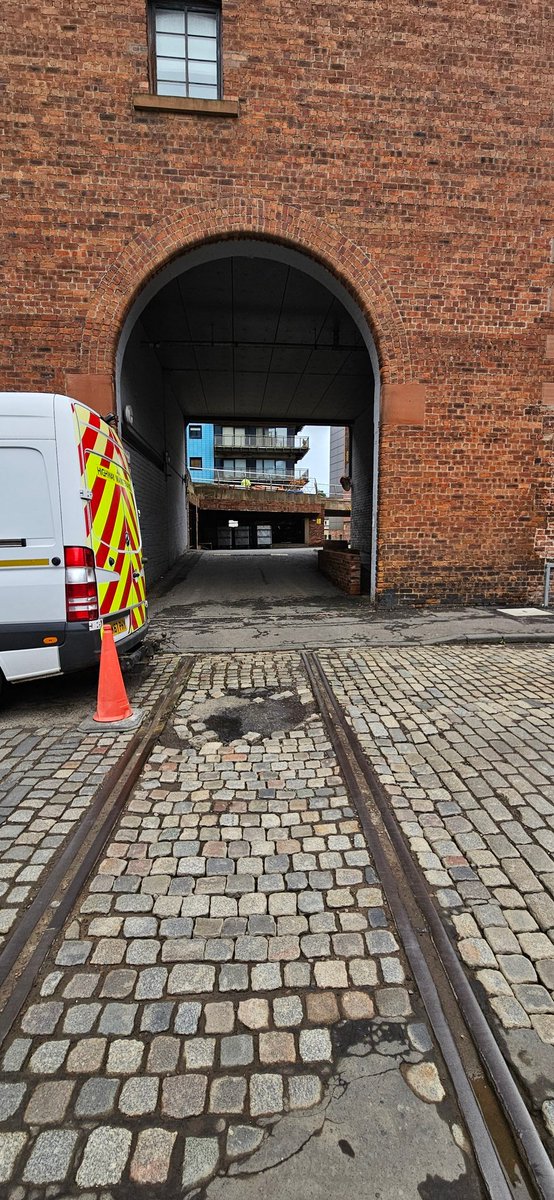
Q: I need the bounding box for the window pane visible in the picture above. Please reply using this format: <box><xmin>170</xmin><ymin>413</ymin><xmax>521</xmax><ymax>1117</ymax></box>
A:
<box><xmin>190</xmin><ymin>457</ymin><xmax>203</xmax><ymax>469</ymax></box>
<box><xmin>187</xmin><ymin>35</ymin><xmax>217</xmax><ymax>61</ymax></box>
<box><xmin>156</xmin><ymin>31</ymin><xmax>186</xmax><ymax>57</ymax></box>
<box><xmin>157</xmin><ymin>80</ymin><xmax>187</xmax><ymax>95</ymax></box>
<box><xmin>188</xmin><ymin>59</ymin><xmax>217</xmax><ymax>85</ymax></box>
<box><xmin>188</xmin><ymin>12</ymin><xmax>217</xmax><ymax>36</ymax></box>
<box><xmin>155</xmin><ymin>9</ymin><xmax>185</xmax><ymax>34</ymax></box>
<box><xmin>189</xmin><ymin>425</ymin><xmax>202</xmax><ymax>438</ymax></box>
<box><xmin>157</xmin><ymin>56</ymin><xmax>187</xmax><ymax>81</ymax></box>
<box><xmin>188</xmin><ymin>83</ymin><xmax>218</xmax><ymax>97</ymax></box>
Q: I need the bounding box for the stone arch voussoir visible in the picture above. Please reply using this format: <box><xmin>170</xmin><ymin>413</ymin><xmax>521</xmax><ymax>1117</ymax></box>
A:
<box><xmin>81</xmin><ymin>198</ymin><xmax>411</xmax><ymax>384</ymax></box>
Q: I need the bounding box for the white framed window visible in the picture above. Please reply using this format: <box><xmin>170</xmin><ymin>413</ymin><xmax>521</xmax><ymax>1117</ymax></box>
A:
<box><xmin>150</xmin><ymin>3</ymin><xmax>221</xmax><ymax>100</ymax></box>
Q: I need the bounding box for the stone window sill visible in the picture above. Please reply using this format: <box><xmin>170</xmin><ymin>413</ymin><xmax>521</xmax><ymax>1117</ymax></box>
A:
<box><xmin>133</xmin><ymin>94</ymin><xmax>239</xmax><ymax>117</ymax></box>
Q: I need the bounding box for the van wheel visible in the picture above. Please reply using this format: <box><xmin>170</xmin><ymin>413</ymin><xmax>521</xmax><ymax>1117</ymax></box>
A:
<box><xmin>0</xmin><ymin>670</ymin><xmax>7</xmax><ymax>706</ymax></box>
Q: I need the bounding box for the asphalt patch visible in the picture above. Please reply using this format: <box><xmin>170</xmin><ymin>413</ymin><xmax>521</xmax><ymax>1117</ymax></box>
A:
<box><xmin>332</xmin><ymin>1018</ymin><xmax>410</xmax><ymax>1059</ymax></box>
<box><xmin>205</xmin><ymin>689</ymin><xmax>312</xmax><ymax>742</ymax></box>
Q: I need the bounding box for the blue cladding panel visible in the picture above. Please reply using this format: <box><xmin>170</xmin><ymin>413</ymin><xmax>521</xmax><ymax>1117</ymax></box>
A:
<box><xmin>186</xmin><ymin>423</ymin><xmax>214</xmax><ymax>482</ymax></box>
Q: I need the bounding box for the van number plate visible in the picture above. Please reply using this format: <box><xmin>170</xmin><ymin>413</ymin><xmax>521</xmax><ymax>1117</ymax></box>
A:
<box><xmin>111</xmin><ymin>618</ymin><xmax>127</xmax><ymax>636</ymax></box>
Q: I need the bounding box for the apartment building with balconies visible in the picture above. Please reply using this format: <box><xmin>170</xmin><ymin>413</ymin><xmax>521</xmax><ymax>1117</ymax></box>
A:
<box><xmin>185</xmin><ymin>421</ymin><xmax>316</xmax><ymax>549</ymax></box>
<box><xmin>186</xmin><ymin>422</ymin><xmax>309</xmax><ymax>490</ymax></box>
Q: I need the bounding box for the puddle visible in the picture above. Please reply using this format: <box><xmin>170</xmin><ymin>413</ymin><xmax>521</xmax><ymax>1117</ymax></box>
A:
<box><xmin>472</xmin><ymin>1077</ymin><xmax>534</xmax><ymax>1198</ymax></box>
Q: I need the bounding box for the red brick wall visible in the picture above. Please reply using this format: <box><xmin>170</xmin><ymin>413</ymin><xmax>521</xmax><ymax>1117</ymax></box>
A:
<box><xmin>307</xmin><ymin>519</ymin><xmax>325</xmax><ymax>548</ymax></box>
<box><xmin>318</xmin><ymin>550</ymin><xmax>362</xmax><ymax>596</ymax></box>
<box><xmin>1</xmin><ymin>2</ymin><xmax>553</xmax><ymax>604</ymax></box>
<box><xmin>194</xmin><ymin>487</ymin><xmax>325</xmax><ymax>519</ymax></box>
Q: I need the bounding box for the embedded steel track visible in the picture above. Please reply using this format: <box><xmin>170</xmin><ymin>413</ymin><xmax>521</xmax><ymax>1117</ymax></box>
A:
<box><xmin>0</xmin><ymin>655</ymin><xmax>194</xmax><ymax>1050</ymax></box>
<box><xmin>0</xmin><ymin>647</ymin><xmax>552</xmax><ymax>1200</ymax></box>
<box><xmin>302</xmin><ymin>650</ymin><xmax>554</xmax><ymax>1200</ymax></box>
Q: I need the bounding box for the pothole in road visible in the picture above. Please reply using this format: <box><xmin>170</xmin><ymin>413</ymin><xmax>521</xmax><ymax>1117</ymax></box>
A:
<box><xmin>175</xmin><ymin>688</ymin><xmax>314</xmax><ymax>744</ymax></box>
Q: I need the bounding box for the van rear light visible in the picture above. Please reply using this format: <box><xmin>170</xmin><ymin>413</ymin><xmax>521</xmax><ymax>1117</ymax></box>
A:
<box><xmin>64</xmin><ymin>546</ymin><xmax>99</xmax><ymax>622</ymax></box>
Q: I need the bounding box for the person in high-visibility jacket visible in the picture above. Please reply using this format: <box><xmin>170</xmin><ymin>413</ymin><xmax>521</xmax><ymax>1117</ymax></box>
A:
<box><xmin>241</xmin><ymin>477</ymin><xmax>252</xmax><ymax>488</ymax></box>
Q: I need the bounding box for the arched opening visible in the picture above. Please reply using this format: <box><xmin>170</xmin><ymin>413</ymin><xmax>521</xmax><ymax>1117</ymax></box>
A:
<box><xmin>116</xmin><ymin>238</ymin><xmax>380</xmax><ymax>598</ymax></box>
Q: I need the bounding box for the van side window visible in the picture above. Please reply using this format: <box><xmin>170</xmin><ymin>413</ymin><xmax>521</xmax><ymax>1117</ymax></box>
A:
<box><xmin>0</xmin><ymin>448</ymin><xmax>54</xmax><ymax>540</ymax></box>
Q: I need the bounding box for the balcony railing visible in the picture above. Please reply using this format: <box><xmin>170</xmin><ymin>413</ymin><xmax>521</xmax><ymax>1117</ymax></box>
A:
<box><xmin>213</xmin><ymin>434</ymin><xmax>309</xmax><ymax>453</ymax></box>
<box><xmin>190</xmin><ymin>466</ymin><xmax>309</xmax><ymax>490</ymax></box>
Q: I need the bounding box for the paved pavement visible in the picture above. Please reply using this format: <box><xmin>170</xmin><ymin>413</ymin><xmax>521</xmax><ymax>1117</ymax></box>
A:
<box><xmin>150</xmin><ymin>548</ymin><xmax>554</xmax><ymax>651</ymax></box>
<box><xmin>0</xmin><ymin>572</ymin><xmax>553</xmax><ymax>1196</ymax></box>
<box><xmin>0</xmin><ymin>653</ymin><xmax>483</xmax><ymax>1197</ymax></box>
<box><xmin>321</xmin><ymin>647</ymin><xmax>554</xmax><ymax>1113</ymax></box>
<box><xmin>0</xmin><ymin>653</ymin><xmax>178</xmax><ymax>951</ymax></box>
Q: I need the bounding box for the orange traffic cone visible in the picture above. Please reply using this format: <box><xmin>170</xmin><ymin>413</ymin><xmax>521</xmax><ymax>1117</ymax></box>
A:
<box><xmin>93</xmin><ymin>624</ymin><xmax>133</xmax><ymax>723</ymax></box>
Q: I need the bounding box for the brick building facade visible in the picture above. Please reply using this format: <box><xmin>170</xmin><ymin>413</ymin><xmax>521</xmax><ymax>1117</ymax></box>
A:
<box><xmin>2</xmin><ymin>2</ymin><xmax>553</xmax><ymax>604</ymax></box>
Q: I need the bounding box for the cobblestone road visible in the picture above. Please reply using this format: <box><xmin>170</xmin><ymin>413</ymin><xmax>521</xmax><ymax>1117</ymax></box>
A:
<box><xmin>0</xmin><ymin>655</ymin><xmax>179</xmax><ymax>949</ymax></box>
<box><xmin>321</xmin><ymin>645</ymin><xmax>554</xmax><ymax>1128</ymax></box>
<box><xmin>0</xmin><ymin>653</ymin><xmax>480</xmax><ymax>1197</ymax></box>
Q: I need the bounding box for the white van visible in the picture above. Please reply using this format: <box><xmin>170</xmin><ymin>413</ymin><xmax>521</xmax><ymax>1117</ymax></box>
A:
<box><xmin>0</xmin><ymin>393</ymin><xmax>148</xmax><ymax>698</ymax></box>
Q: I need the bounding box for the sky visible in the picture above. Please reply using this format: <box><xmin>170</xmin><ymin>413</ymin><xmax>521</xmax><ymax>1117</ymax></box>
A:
<box><xmin>302</xmin><ymin>426</ymin><xmax>330</xmax><ymax>494</ymax></box>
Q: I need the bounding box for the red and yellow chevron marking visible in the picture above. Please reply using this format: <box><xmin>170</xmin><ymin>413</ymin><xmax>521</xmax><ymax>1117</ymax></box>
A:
<box><xmin>73</xmin><ymin>403</ymin><xmax>147</xmax><ymax>632</ymax></box>
<box><xmin>123</xmin><ymin>488</ymin><xmax>140</xmax><ymax>550</ymax></box>
<box><xmin>129</xmin><ymin>601</ymin><xmax>147</xmax><ymax>632</ymax></box>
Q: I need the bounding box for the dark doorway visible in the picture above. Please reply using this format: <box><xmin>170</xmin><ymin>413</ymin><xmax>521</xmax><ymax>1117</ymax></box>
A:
<box><xmin>198</xmin><ymin>510</ymin><xmax>305</xmax><ymax>549</ymax></box>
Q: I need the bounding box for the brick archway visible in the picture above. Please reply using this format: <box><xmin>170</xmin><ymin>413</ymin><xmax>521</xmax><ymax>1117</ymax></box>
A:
<box><xmin>80</xmin><ymin>198</ymin><xmax>411</xmax><ymax>385</ymax></box>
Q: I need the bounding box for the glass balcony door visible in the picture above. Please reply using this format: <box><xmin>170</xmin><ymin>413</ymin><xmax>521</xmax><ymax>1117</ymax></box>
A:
<box><xmin>221</xmin><ymin>426</ymin><xmax>246</xmax><ymax>447</ymax></box>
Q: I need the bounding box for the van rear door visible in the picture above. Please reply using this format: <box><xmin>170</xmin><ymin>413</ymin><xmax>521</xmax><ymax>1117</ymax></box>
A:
<box><xmin>0</xmin><ymin>400</ymin><xmax>65</xmax><ymax>677</ymax></box>
<box><xmin>73</xmin><ymin>405</ymin><xmax>147</xmax><ymax>642</ymax></box>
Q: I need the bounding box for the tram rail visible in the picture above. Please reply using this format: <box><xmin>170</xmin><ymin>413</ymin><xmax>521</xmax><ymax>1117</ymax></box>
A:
<box><xmin>0</xmin><ymin>647</ymin><xmax>551</xmax><ymax>1200</ymax></box>
<box><xmin>302</xmin><ymin>650</ymin><xmax>554</xmax><ymax>1200</ymax></box>
<box><xmin>0</xmin><ymin>656</ymin><xmax>193</xmax><ymax>1049</ymax></box>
